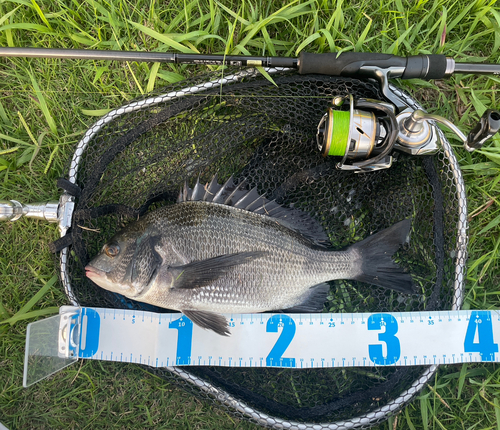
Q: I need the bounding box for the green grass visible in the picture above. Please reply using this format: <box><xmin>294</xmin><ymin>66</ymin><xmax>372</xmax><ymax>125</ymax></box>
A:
<box><xmin>1</xmin><ymin>0</ymin><xmax>500</xmax><ymax>429</ymax></box>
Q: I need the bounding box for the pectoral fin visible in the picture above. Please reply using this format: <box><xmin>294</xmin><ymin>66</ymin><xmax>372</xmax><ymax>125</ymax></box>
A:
<box><xmin>182</xmin><ymin>310</ymin><xmax>230</xmax><ymax>336</ymax></box>
<box><xmin>169</xmin><ymin>251</ymin><xmax>267</xmax><ymax>289</ymax></box>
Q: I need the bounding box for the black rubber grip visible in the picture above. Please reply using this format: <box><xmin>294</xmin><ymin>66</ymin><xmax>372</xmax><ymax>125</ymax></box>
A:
<box><xmin>402</xmin><ymin>54</ymin><xmax>447</xmax><ymax>79</ymax></box>
<box><xmin>298</xmin><ymin>52</ymin><xmax>447</xmax><ymax>80</ymax></box>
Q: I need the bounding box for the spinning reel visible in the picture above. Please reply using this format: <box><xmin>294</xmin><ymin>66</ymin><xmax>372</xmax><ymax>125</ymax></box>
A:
<box><xmin>317</xmin><ymin>92</ymin><xmax>500</xmax><ymax>172</ymax></box>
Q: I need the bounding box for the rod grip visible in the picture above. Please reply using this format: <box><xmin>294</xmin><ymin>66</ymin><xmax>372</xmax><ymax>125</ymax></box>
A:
<box><xmin>298</xmin><ymin>52</ymin><xmax>447</xmax><ymax>80</ymax></box>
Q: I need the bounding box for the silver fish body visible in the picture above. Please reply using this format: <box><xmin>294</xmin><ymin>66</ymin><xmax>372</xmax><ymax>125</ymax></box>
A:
<box><xmin>86</xmin><ymin>177</ymin><xmax>413</xmax><ymax>335</ymax></box>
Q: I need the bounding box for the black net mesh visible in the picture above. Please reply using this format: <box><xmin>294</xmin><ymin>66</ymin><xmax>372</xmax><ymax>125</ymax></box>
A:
<box><xmin>59</xmin><ymin>70</ymin><xmax>466</xmax><ymax>428</ymax></box>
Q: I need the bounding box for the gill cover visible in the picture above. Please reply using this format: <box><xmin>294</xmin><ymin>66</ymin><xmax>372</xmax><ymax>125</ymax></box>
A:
<box><xmin>125</xmin><ymin>234</ymin><xmax>162</xmax><ymax>289</ymax></box>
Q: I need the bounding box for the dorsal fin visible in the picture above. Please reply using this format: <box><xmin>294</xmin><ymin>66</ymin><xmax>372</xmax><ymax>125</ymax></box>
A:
<box><xmin>190</xmin><ymin>176</ymin><xmax>205</xmax><ymax>201</ymax></box>
<box><xmin>178</xmin><ymin>176</ymin><xmax>332</xmax><ymax>248</ymax></box>
<box><xmin>203</xmin><ymin>175</ymin><xmax>222</xmax><ymax>201</ymax></box>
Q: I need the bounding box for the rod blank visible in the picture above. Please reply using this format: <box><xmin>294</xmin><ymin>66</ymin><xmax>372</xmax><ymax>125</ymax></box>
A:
<box><xmin>1</xmin><ymin>47</ymin><xmax>500</xmax><ymax>78</ymax></box>
<box><xmin>0</xmin><ymin>47</ymin><xmax>297</xmax><ymax>68</ymax></box>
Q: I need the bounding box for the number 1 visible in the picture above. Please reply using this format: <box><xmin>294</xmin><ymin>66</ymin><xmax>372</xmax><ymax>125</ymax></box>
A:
<box><xmin>169</xmin><ymin>316</ymin><xmax>193</xmax><ymax>365</ymax></box>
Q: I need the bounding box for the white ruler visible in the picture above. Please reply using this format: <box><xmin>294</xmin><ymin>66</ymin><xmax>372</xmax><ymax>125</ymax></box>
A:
<box><xmin>24</xmin><ymin>307</ymin><xmax>500</xmax><ymax>387</ymax></box>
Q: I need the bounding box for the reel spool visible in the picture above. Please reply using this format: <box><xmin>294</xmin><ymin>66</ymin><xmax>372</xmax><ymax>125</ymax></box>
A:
<box><xmin>316</xmin><ymin>95</ymin><xmax>397</xmax><ymax>171</ymax></box>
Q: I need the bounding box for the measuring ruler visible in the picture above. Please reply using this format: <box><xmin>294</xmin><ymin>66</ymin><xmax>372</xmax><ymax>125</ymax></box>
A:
<box><xmin>24</xmin><ymin>307</ymin><xmax>500</xmax><ymax>387</ymax></box>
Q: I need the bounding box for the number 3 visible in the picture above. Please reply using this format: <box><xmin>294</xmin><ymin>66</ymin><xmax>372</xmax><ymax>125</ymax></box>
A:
<box><xmin>368</xmin><ymin>313</ymin><xmax>401</xmax><ymax>365</ymax></box>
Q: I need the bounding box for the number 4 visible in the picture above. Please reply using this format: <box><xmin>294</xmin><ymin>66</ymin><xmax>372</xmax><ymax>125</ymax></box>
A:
<box><xmin>464</xmin><ymin>311</ymin><xmax>498</xmax><ymax>362</ymax></box>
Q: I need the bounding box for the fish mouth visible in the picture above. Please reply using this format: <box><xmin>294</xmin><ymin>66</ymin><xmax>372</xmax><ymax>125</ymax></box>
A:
<box><xmin>85</xmin><ymin>265</ymin><xmax>107</xmax><ymax>279</ymax></box>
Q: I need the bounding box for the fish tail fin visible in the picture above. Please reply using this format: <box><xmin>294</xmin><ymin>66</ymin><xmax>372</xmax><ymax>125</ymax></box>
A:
<box><xmin>349</xmin><ymin>219</ymin><xmax>415</xmax><ymax>294</ymax></box>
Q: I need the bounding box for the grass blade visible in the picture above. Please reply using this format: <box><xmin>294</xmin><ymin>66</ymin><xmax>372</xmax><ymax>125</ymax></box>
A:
<box><xmin>420</xmin><ymin>395</ymin><xmax>429</xmax><ymax>430</ymax></box>
<box><xmin>27</xmin><ymin>70</ymin><xmax>58</xmax><ymax>136</ymax></box>
<box><xmin>0</xmin><ymin>22</ymin><xmax>51</xmax><ymax>33</ymax></box>
<box><xmin>0</xmin><ymin>275</ymin><xmax>58</xmax><ymax>326</ymax></box>
<box><xmin>125</xmin><ymin>62</ymin><xmax>144</xmax><ymax>95</ymax></box>
<box><xmin>0</xmin><ymin>100</ymin><xmax>12</xmax><ymax>126</ymax></box>
<box><xmin>295</xmin><ymin>32</ymin><xmax>321</xmax><ymax>55</ymax></box>
<box><xmin>0</xmin><ymin>307</ymin><xmax>59</xmax><ymax>325</ymax></box>
<box><xmin>81</xmin><ymin>108</ymin><xmax>113</xmax><ymax>116</ymax></box>
<box><xmin>478</xmin><ymin>214</ymin><xmax>500</xmax><ymax>234</ymax></box>
<box><xmin>0</xmin><ymin>301</ymin><xmax>9</xmax><ymax>320</ymax></box>
<box><xmin>457</xmin><ymin>363</ymin><xmax>468</xmax><ymax>399</ymax></box>
<box><xmin>30</xmin><ymin>0</ymin><xmax>53</xmax><ymax>31</ymax></box>
<box><xmin>0</xmin><ymin>5</ymin><xmax>22</xmax><ymax>26</ymax></box>
<box><xmin>213</xmin><ymin>0</ymin><xmax>250</xmax><ymax>26</ymax></box>
<box><xmin>405</xmin><ymin>407</ymin><xmax>417</xmax><ymax>430</ymax></box>
<box><xmin>354</xmin><ymin>13</ymin><xmax>372</xmax><ymax>51</ymax></box>
<box><xmin>0</xmin><ymin>133</ymin><xmax>29</xmax><ymax>146</ymax></box>
<box><xmin>479</xmin><ymin>149</ymin><xmax>500</xmax><ymax>165</ymax></box>
<box><xmin>494</xmin><ymin>397</ymin><xmax>500</xmax><ymax>430</ymax></box>
<box><xmin>146</xmin><ymin>62</ymin><xmax>161</xmax><ymax>93</ymax></box>
<box><xmin>156</xmin><ymin>71</ymin><xmax>185</xmax><ymax>83</ymax></box>
<box><xmin>128</xmin><ymin>20</ymin><xmax>199</xmax><ymax>53</ymax></box>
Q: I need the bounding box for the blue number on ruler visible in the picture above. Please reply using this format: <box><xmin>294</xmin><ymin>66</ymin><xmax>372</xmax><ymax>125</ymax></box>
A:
<box><xmin>368</xmin><ymin>313</ymin><xmax>400</xmax><ymax>365</ymax></box>
<box><xmin>79</xmin><ymin>308</ymin><xmax>100</xmax><ymax>358</ymax></box>
<box><xmin>169</xmin><ymin>316</ymin><xmax>193</xmax><ymax>365</ymax></box>
<box><xmin>464</xmin><ymin>311</ymin><xmax>498</xmax><ymax>362</ymax></box>
<box><xmin>266</xmin><ymin>315</ymin><xmax>296</xmax><ymax>367</ymax></box>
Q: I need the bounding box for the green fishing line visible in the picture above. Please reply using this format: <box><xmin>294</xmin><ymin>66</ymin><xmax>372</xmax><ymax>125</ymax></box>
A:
<box><xmin>328</xmin><ymin>110</ymin><xmax>350</xmax><ymax>156</ymax></box>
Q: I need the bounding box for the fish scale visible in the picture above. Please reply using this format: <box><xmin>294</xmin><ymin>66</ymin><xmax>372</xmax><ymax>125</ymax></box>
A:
<box><xmin>142</xmin><ymin>202</ymin><xmax>343</xmax><ymax>312</ymax></box>
<box><xmin>86</xmin><ymin>177</ymin><xmax>414</xmax><ymax>335</ymax></box>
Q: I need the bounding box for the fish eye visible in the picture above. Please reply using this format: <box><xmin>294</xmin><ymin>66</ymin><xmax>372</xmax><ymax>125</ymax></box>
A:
<box><xmin>104</xmin><ymin>243</ymin><xmax>120</xmax><ymax>258</ymax></box>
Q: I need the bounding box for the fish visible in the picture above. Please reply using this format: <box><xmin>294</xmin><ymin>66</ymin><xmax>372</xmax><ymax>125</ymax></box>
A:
<box><xmin>85</xmin><ymin>175</ymin><xmax>414</xmax><ymax>336</ymax></box>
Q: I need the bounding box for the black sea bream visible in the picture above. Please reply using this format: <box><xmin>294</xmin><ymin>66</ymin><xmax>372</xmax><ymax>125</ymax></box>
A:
<box><xmin>86</xmin><ymin>176</ymin><xmax>414</xmax><ymax>335</ymax></box>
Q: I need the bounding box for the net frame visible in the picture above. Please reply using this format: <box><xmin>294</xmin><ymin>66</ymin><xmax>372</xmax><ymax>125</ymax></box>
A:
<box><xmin>56</xmin><ymin>68</ymin><xmax>468</xmax><ymax>429</ymax></box>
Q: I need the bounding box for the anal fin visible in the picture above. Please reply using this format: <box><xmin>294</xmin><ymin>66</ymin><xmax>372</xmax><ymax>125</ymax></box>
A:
<box><xmin>283</xmin><ymin>282</ymin><xmax>330</xmax><ymax>312</ymax></box>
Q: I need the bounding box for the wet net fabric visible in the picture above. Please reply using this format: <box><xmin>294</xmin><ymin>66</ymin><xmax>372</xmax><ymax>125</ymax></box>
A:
<box><xmin>59</xmin><ymin>70</ymin><xmax>466</xmax><ymax>428</ymax></box>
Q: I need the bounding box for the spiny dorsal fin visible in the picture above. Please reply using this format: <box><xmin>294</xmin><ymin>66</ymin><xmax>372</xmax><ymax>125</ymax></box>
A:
<box><xmin>203</xmin><ymin>175</ymin><xmax>221</xmax><ymax>201</ymax></box>
<box><xmin>191</xmin><ymin>176</ymin><xmax>205</xmax><ymax>201</ymax></box>
<box><xmin>178</xmin><ymin>175</ymin><xmax>332</xmax><ymax>248</ymax></box>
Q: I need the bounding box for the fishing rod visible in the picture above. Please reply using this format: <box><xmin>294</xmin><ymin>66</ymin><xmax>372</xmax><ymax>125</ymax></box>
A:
<box><xmin>1</xmin><ymin>47</ymin><xmax>500</xmax><ymax>78</ymax></box>
<box><xmin>1</xmin><ymin>47</ymin><xmax>499</xmax><ymax>172</ymax></box>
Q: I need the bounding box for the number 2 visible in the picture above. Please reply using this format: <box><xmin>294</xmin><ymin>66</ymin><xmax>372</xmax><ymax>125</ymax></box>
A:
<box><xmin>266</xmin><ymin>315</ymin><xmax>296</xmax><ymax>367</ymax></box>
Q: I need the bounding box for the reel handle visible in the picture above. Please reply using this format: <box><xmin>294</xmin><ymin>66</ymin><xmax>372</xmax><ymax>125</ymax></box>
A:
<box><xmin>399</xmin><ymin>109</ymin><xmax>500</xmax><ymax>153</ymax></box>
<box><xmin>298</xmin><ymin>52</ymin><xmax>450</xmax><ymax>80</ymax></box>
<box><xmin>466</xmin><ymin>110</ymin><xmax>500</xmax><ymax>151</ymax></box>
